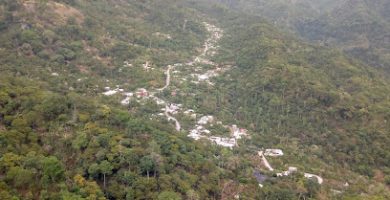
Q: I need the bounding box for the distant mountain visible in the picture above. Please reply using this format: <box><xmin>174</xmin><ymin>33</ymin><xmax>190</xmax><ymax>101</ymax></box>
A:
<box><xmin>294</xmin><ymin>0</ymin><xmax>389</xmax><ymax>69</ymax></box>
<box><xmin>208</xmin><ymin>0</ymin><xmax>341</xmax><ymax>27</ymax></box>
<box><xmin>210</xmin><ymin>0</ymin><xmax>390</xmax><ymax>72</ymax></box>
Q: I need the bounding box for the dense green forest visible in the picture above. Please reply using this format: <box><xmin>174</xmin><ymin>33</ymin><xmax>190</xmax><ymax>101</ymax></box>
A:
<box><xmin>0</xmin><ymin>0</ymin><xmax>389</xmax><ymax>199</ymax></box>
<box><xmin>207</xmin><ymin>0</ymin><xmax>390</xmax><ymax>73</ymax></box>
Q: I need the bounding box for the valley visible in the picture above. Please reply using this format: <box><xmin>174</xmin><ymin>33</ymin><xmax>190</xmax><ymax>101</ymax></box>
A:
<box><xmin>0</xmin><ymin>0</ymin><xmax>389</xmax><ymax>199</ymax></box>
<box><xmin>103</xmin><ymin>22</ymin><xmax>247</xmax><ymax>148</ymax></box>
<box><xmin>105</xmin><ymin>20</ymin><xmax>327</xmax><ymax>190</ymax></box>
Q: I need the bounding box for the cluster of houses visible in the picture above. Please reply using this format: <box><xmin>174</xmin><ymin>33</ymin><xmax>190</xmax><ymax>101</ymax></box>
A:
<box><xmin>188</xmin><ymin>114</ymin><xmax>249</xmax><ymax>148</ymax></box>
<box><xmin>102</xmin><ymin>86</ymin><xmax>152</xmax><ymax>106</ymax></box>
<box><xmin>181</xmin><ymin>23</ymin><xmax>247</xmax><ymax>147</ymax></box>
<box><xmin>188</xmin><ymin>126</ymin><xmax>210</xmax><ymax>140</ymax></box>
<box><xmin>103</xmin><ymin>22</ymin><xmax>248</xmax><ymax>150</ymax></box>
<box><xmin>104</xmin><ymin>21</ymin><xmax>247</xmax><ymax>147</ymax></box>
<box><xmin>105</xmin><ymin>21</ymin><xmax>333</xmax><ymax>193</ymax></box>
<box><xmin>189</xmin><ymin>66</ymin><xmax>231</xmax><ymax>86</ymax></box>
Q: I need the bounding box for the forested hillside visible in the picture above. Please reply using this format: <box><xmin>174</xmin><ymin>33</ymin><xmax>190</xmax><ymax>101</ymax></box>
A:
<box><xmin>1</xmin><ymin>0</ymin><xmax>390</xmax><ymax>200</ymax></box>
<box><xmin>187</xmin><ymin>2</ymin><xmax>390</xmax><ymax>197</ymax></box>
<box><xmin>0</xmin><ymin>1</ymin><xmax>224</xmax><ymax>199</ymax></box>
<box><xmin>214</xmin><ymin>12</ymin><xmax>390</xmax><ymax>177</ymax></box>
<box><xmin>208</xmin><ymin>0</ymin><xmax>390</xmax><ymax>72</ymax></box>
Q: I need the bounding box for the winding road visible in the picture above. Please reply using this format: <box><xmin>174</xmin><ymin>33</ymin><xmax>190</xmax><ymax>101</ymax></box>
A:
<box><xmin>164</xmin><ymin>105</ymin><xmax>181</xmax><ymax>131</ymax></box>
<box><xmin>153</xmin><ymin>21</ymin><xmax>326</xmax><ymax>187</ymax></box>
<box><xmin>112</xmin><ymin>21</ymin><xmax>325</xmax><ymax>187</ymax></box>
<box><xmin>258</xmin><ymin>151</ymin><xmax>324</xmax><ymax>184</ymax></box>
<box><xmin>156</xmin><ymin>64</ymin><xmax>181</xmax><ymax>131</ymax></box>
<box><xmin>155</xmin><ymin>23</ymin><xmax>222</xmax><ymax>132</ymax></box>
<box><xmin>157</xmin><ymin>65</ymin><xmax>172</xmax><ymax>91</ymax></box>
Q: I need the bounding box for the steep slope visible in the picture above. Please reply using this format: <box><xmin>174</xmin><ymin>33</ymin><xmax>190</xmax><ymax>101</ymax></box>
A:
<box><xmin>1</xmin><ymin>0</ymin><xmax>390</xmax><ymax>200</ymax></box>
<box><xmin>0</xmin><ymin>1</ymin><xmax>234</xmax><ymax>199</ymax></box>
<box><xmin>183</xmin><ymin>2</ymin><xmax>390</xmax><ymax>197</ymax></box>
<box><xmin>212</xmin><ymin>7</ymin><xmax>390</xmax><ymax>183</ymax></box>
<box><xmin>296</xmin><ymin>0</ymin><xmax>390</xmax><ymax>71</ymax></box>
<box><xmin>207</xmin><ymin>0</ymin><xmax>390</xmax><ymax>72</ymax></box>
<box><xmin>0</xmin><ymin>0</ymin><xmax>207</xmax><ymax>90</ymax></box>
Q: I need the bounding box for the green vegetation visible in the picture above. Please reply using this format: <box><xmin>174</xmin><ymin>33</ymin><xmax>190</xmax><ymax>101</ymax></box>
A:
<box><xmin>192</xmin><ymin>2</ymin><xmax>390</xmax><ymax>178</ymax></box>
<box><xmin>206</xmin><ymin>0</ymin><xmax>390</xmax><ymax>73</ymax></box>
<box><xmin>0</xmin><ymin>0</ymin><xmax>389</xmax><ymax>199</ymax></box>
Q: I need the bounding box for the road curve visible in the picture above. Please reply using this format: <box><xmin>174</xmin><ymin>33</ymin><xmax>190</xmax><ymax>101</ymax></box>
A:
<box><xmin>164</xmin><ymin>105</ymin><xmax>181</xmax><ymax>131</ymax></box>
<box><xmin>157</xmin><ymin>65</ymin><xmax>172</xmax><ymax>91</ymax></box>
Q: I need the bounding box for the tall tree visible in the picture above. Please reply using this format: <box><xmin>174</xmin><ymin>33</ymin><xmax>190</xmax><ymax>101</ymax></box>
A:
<box><xmin>140</xmin><ymin>156</ymin><xmax>155</xmax><ymax>179</ymax></box>
<box><xmin>42</xmin><ymin>156</ymin><xmax>64</xmax><ymax>184</ymax></box>
<box><xmin>99</xmin><ymin>160</ymin><xmax>113</xmax><ymax>190</ymax></box>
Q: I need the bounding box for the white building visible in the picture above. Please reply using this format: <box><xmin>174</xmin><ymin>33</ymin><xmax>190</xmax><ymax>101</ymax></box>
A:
<box><xmin>198</xmin><ymin>115</ymin><xmax>214</xmax><ymax>125</ymax></box>
<box><xmin>209</xmin><ymin>137</ymin><xmax>236</xmax><ymax>148</ymax></box>
<box><xmin>264</xmin><ymin>149</ymin><xmax>284</xmax><ymax>157</ymax></box>
<box><xmin>121</xmin><ymin>97</ymin><xmax>131</xmax><ymax>105</ymax></box>
<box><xmin>103</xmin><ymin>89</ymin><xmax>118</xmax><ymax>96</ymax></box>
